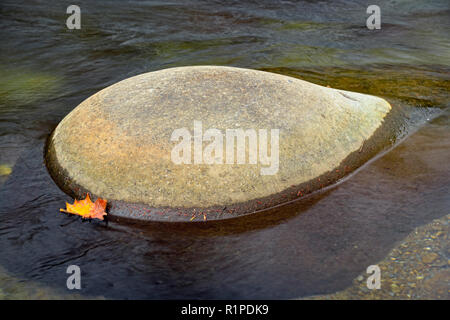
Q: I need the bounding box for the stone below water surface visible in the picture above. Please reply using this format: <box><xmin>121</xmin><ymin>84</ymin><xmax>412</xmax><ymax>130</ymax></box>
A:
<box><xmin>46</xmin><ymin>66</ymin><xmax>397</xmax><ymax>221</ymax></box>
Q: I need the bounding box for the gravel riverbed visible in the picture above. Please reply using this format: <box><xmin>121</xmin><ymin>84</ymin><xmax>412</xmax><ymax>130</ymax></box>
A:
<box><xmin>307</xmin><ymin>214</ymin><xmax>449</xmax><ymax>300</ymax></box>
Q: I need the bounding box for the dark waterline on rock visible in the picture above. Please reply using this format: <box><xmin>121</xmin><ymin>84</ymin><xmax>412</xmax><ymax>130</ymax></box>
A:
<box><xmin>0</xmin><ymin>0</ymin><xmax>449</xmax><ymax>298</ymax></box>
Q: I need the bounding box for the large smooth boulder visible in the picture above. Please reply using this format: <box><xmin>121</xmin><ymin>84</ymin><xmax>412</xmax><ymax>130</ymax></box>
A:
<box><xmin>46</xmin><ymin>66</ymin><xmax>395</xmax><ymax>221</ymax></box>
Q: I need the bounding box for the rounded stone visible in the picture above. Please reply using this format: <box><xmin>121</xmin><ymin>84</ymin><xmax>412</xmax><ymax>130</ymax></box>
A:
<box><xmin>46</xmin><ymin>66</ymin><xmax>395</xmax><ymax>221</ymax></box>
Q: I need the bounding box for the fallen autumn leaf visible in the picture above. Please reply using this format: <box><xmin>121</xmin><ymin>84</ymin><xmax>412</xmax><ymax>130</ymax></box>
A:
<box><xmin>60</xmin><ymin>193</ymin><xmax>107</xmax><ymax>220</ymax></box>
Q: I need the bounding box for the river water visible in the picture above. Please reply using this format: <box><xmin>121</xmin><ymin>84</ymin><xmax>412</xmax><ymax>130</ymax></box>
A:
<box><xmin>0</xmin><ymin>0</ymin><xmax>448</xmax><ymax>299</ymax></box>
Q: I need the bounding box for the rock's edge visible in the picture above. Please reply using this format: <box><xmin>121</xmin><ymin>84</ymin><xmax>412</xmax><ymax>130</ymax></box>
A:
<box><xmin>45</xmin><ymin>104</ymin><xmax>401</xmax><ymax>222</ymax></box>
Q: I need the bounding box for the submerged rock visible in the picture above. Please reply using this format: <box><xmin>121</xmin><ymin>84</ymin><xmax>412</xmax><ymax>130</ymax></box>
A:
<box><xmin>0</xmin><ymin>67</ymin><xmax>61</xmax><ymax>106</ymax></box>
<box><xmin>46</xmin><ymin>66</ymin><xmax>396</xmax><ymax>221</ymax></box>
<box><xmin>0</xmin><ymin>164</ymin><xmax>12</xmax><ymax>176</ymax></box>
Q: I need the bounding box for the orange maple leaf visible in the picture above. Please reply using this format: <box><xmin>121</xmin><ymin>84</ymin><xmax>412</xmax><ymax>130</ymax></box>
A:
<box><xmin>60</xmin><ymin>193</ymin><xmax>107</xmax><ymax>220</ymax></box>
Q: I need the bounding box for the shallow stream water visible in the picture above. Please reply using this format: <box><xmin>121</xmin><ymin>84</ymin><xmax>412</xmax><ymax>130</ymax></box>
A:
<box><xmin>0</xmin><ymin>0</ymin><xmax>449</xmax><ymax>298</ymax></box>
